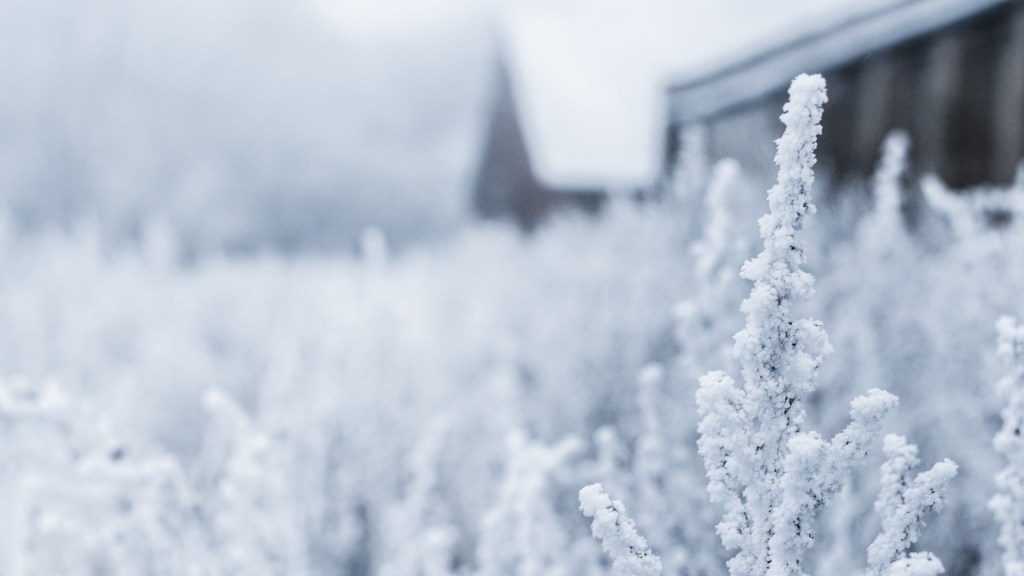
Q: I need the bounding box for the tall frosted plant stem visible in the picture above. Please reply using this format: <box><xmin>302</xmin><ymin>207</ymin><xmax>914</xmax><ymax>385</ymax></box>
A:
<box><xmin>696</xmin><ymin>74</ymin><xmax>898</xmax><ymax>576</ymax></box>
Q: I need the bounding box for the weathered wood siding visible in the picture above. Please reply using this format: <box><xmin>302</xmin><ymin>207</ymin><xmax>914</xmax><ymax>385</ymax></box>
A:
<box><xmin>683</xmin><ymin>1</ymin><xmax>1024</xmax><ymax>189</ymax></box>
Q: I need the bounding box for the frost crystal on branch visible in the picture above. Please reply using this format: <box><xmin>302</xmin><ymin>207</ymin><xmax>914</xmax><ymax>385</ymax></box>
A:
<box><xmin>885</xmin><ymin>554</ymin><xmax>947</xmax><ymax>576</ymax></box>
<box><xmin>866</xmin><ymin>435</ymin><xmax>956</xmax><ymax>576</ymax></box>
<box><xmin>990</xmin><ymin>316</ymin><xmax>1024</xmax><ymax>576</ymax></box>
<box><xmin>579</xmin><ymin>483</ymin><xmax>662</xmax><ymax>576</ymax></box>
<box><xmin>696</xmin><ymin>74</ymin><xmax>902</xmax><ymax>576</ymax></box>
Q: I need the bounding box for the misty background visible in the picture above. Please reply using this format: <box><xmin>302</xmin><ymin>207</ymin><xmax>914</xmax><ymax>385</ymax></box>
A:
<box><xmin>1</xmin><ymin>0</ymin><xmax>493</xmax><ymax>252</ymax></box>
<box><xmin>0</xmin><ymin>0</ymin><xmax>872</xmax><ymax>252</ymax></box>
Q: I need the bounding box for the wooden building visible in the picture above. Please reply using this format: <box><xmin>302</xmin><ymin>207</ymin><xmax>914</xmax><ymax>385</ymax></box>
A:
<box><xmin>666</xmin><ymin>0</ymin><xmax>1024</xmax><ymax>188</ymax></box>
<box><xmin>472</xmin><ymin>61</ymin><xmax>603</xmax><ymax>230</ymax></box>
<box><xmin>471</xmin><ymin>0</ymin><xmax>694</xmax><ymax>229</ymax></box>
<box><xmin>474</xmin><ymin>0</ymin><xmax>1024</xmax><ymax>228</ymax></box>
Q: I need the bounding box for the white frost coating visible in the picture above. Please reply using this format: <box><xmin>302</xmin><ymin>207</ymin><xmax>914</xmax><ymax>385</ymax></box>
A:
<box><xmin>578</xmin><ymin>483</ymin><xmax>662</xmax><ymax>576</ymax></box>
<box><xmin>874</xmin><ymin>132</ymin><xmax>909</xmax><ymax>224</ymax></box>
<box><xmin>0</xmin><ymin>381</ymin><xmax>208</xmax><ymax>575</ymax></box>
<box><xmin>990</xmin><ymin>316</ymin><xmax>1024</xmax><ymax>576</ymax></box>
<box><xmin>866</xmin><ymin>435</ymin><xmax>957</xmax><ymax>576</ymax></box>
<box><xmin>773</xmin><ymin>389</ymin><xmax>900</xmax><ymax>576</ymax></box>
<box><xmin>200</xmin><ymin>389</ymin><xmax>307</xmax><ymax>576</ymax></box>
<box><xmin>822</xmin><ymin>389</ymin><xmax>899</xmax><ymax>491</ymax></box>
<box><xmin>863</xmin><ymin>131</ymin><xmax>910</xmax><ymax>255</ymax></box>
<box><xmin>697</xmin><ymin>75</ymin><xmax>899</xmax><ymax>576</ymax></box>
<box><xmin>923</xmin><ymin>174</ymin><xmax>1024</xmax><ymax>240</ymax></box>
<box><xmin>635</xmin><ymin>363</ymin><xmax>667</xmax><ymax>483</ymax></box>
<box><xmin>922</xmin><ymin>175</ymin><xmax>979</xmax><ymax>240</ymax></box>
<box><xmin>676</xmin><ymin>157</ymin><xmax>752</xmax><ymax>387</ymax></box>
<box><xmin>477</xmin><ymin>431</ymin><xmax>581</xmax><ymax>576</ymax></box>
<box><xmin>696</xmin><ymin>370</ymin><xmax>748</xmax><ymax>550</ymax></box>
<box><xmin>593</xmin><ymin>425</ymin><xmax>630</xmax><ymax>500</ymax></box>
<box><xmin>635</xmin><ymin>364</ymin><xmax>667</xmax><ymax>508</ymax></box>
<box><xmin>380</xmin><ymin>417</ymin><xmax>458</xmax><ymax>576</ymax></box>
<box><xmin>631</xmin><ymin>362</ymin><xmax>714</xmax><ymax>575</ymax></box>
<box><xmin>693</xmin><ymin>158</ymin><xmax>745</xmax><ymax>287</ymax></box>
<box><xmin>886</xmin><ymin>553</ymin><xmax>946</xmax><ymax>576</ymax></box>
<box><xmin>673</xmin><ymin>123</ymin><xmax>711</xmax><ymax>208</ymax></box>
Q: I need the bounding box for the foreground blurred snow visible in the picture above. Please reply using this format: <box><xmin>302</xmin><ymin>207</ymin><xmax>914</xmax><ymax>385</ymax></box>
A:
<box><xmin>0</xmin><ymin>201</ymin><xmax>694</xmax><ymax>574</ymax></box>
<box><xmin>0</xmin><ymin>157</ymin><xmax>1021</xmax><ymax>573</ymax></box>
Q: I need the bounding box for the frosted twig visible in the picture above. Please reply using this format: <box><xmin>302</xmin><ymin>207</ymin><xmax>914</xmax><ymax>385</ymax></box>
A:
<box><xmin>579</xmin><ymin>483</ymin><xmax>662</xmax><ymax>576</ymax></box>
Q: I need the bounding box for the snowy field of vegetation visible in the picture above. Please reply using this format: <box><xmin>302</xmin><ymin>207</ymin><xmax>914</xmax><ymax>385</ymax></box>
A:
<box><xmin>3</xmin><ymin>71</ymin><xmax>1024</xmax><ymax>576</ymax></box>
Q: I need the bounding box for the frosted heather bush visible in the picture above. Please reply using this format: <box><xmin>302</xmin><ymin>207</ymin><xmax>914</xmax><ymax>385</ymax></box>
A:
<box><xmin>476</xmin><ymin>431</ymin><xmax>581</xmax><ymax>576</ymax></box>
<box><xmin>631</xmin><ymin>363</ymin><xmax>721</xmax><ymax>576</ymax></box>
<box><xmin>0</xmin><ymin>381</ymin><xmax>205</xmax><ymax>575</ymax></box>
<box><xmin>198</xmin><ymin>389</ymin><xmax>307</xmax><ymax>576</ymax></box>
<box><xmin>696</xmin><ymin>74</ymin><xmax>954</xmax><ymax>576</ymax></box>
<box><xmin>991</xmin><ymin>316</ymin><xmax>1024</xmax><ymax>576</ymax></box>
<box><xmin>379</xmin><ymin>416</ymin><xmax>459</xmax><ymax>576</ymax></box>
<box><xmin>674</xmin><ymin>158</ymin><xmax>755</xmax><ymax>386</ymax></box>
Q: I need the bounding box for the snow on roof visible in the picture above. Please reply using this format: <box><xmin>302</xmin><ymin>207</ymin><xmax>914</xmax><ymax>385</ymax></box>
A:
<box><xmin>498</xmin><ymin>0</ymin><xmax>957</xmax><ymax>190</ymax></box>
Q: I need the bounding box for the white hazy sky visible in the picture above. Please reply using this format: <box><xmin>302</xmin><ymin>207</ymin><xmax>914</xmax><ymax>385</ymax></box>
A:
<box><xmin>310</xmin><ymin>0</ymin><xmax>493</xmax><ymax>39</ymax></box>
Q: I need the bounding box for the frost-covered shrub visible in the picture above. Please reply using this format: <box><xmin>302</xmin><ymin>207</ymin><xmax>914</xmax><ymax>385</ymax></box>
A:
<box><xmin>0</xmin><ymin>192</ymin><xmax>702</xmax><ymax>574</ymax></box>
<box><xmin>808</xmin><ymin>134</ymin><xmax>933</xmax><ymax>573</ymax></box>
<box><xmin>674</xmin><ymin>158</ymin><xmax>757</xmax><ymax>386</ymax></box>
<box><xmin>921</xmin><ymin>171</ymin><xmax>1024</xmax><ymax>243</ymax></box>
<box><xmin>476</xmin><ymin>431</ymin><xmax>581</xmax><ymax>576</ymax></box>
<box><xmin>197</xmin><ymin>388</ymin><xmax>307</xmax><ymax>576</ymax></box>
<box><xmin>579</xmin><ymin>361</ymin><xmax>722</xmax><ymax>576</ymax></box>
<box><xmin>990</xmin><ymin>316</ymin><xmax>1024</xmax><ymax>576</ymax></box>
<box><xmin>591</xmin><ymin>425</ymin><xmax>632</xmax><ymax>503</ymax></box>
<box><xmin>816</xmin><ymin>131</ymin><xmax>922</xmax><ymax>425</ymax></box>
<box><xmin>894</xmin><ymin>171</ymin><xmax>1024</xmax><ymax>570</ymax></box>
<box><xmin>379</xmin><ymin>416</ymin><xmax>459</xmax><ymax>576</ymax></box>
<box><xmin>629</xmin><ymin>363</ymin><xmax>722</xmax><ymax>576</ymax></box>
<box><xmin>697</xmin><ymin>74</ymin><xmax>954</xmax><ymax>576</ymax></box>
<box><xmin>0</xmin><ymin>380</ymin><xmax>206</xmax><ymax>575</ymax></box>
<box><xmin>799</xmin><ymin>130</ymin><xmax>1024</xmax><ymax>573</ymax></box>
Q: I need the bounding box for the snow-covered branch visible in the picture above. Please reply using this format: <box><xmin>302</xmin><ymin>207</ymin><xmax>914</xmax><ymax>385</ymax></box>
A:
<box><xmin>866</xmin><ymin>434</ymin><xmax>957</xmax><ymax>576</ymax></box>
<box><xmin>579</xmin><ymin>483</ymin><xmax>662</xmax><ymax>576</ymax></box>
